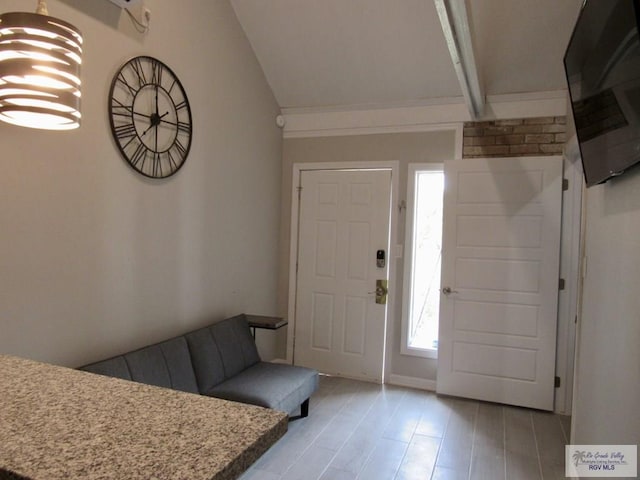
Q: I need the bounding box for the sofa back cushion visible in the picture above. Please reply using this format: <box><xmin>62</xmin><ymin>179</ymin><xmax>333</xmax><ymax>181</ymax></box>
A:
<box><xmin>185</xmin><ymin>327</ymin><xmax>227</xmax><ymax>394</ymax></box>
<box><xmin>186</xmin><ymin>315</ymin><xmax>260</xmax><ymax>393</ymax></box>
<box><xmin>231</xmin><ymin>314</ymin><xmax>261</xmax><ymax>366</ymax></box>
<box><xmin>123</xmin><ymin>337</ymin><xmax>199</xmax><ymax>394</ymax></box>
<box><xmin>158</xmin><ymin>337</ymin><xmax>200</xmax><ymax>394</ymax></box>
<box><xmin>125</xmin><ymin>345</ymin><xmax>171</xmax><ymax>389</ymax></box>
<box><xmin>81</xmin><ymin>337</ymin><xmax>199</xmax><ymax>394</ymax></box>
<box><xmin>81</xmin><ymin>314</ymin><xmax>260</xmax><ymax>396</ymax></box>
<box><xmin>211</xmin><ymin>315</ymin><xmax>261</xmax><ymax>378</ymax></box>
<box><xmin>82</xmin><ymin>356</ymin><xmax>131</xmax><ymax>380</ymax></box>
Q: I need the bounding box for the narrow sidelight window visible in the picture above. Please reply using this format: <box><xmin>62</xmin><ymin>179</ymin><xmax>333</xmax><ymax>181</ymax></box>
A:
<box><xmin>401</xmin><ymin>164</ymin><xmax>444</xmax><ymax>358</ymax></box>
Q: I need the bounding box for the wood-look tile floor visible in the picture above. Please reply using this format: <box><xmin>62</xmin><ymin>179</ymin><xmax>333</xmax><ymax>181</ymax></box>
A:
<box><xmin>240</xmin><ymin>375</ymin><xmax>571</xmax><ymax>480</ymax></box>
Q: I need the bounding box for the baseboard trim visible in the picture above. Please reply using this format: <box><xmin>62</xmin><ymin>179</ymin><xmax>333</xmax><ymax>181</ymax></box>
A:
<box><xmin>388</xmin><ymin>374</ymin><xmax>437</xmax><ymax>392</ymax></box>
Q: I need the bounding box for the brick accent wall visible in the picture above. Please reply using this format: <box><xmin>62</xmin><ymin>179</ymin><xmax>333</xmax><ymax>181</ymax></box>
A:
<box><xmin>463</xmin><ymin>116</ymin><xmax>566</xmax><ymax>158</ymax></box>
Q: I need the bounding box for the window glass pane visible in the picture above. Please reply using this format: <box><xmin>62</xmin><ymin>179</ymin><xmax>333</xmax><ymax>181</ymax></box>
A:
<box><xmin>408</xmin><ymin>170</ymin><xmax>444</xmax><ymax>350</ymax></box>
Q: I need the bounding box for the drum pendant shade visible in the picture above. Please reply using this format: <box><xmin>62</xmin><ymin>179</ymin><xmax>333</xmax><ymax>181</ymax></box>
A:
<box><xmin>0</xmin><ymin>10</ymin><xmax>82</xmax><ymax>130</ymax></box>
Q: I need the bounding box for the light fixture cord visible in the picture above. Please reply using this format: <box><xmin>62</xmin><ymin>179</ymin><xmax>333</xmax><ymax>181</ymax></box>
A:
<box><xmin>125</xmin><ymin>8</ymin><xmax>150</xmax><ymax>34</ymax></box>
<box><xmin>36</xmin><ymin>0</ymin><xmax>48</xmax><ymax>15</ymax></box>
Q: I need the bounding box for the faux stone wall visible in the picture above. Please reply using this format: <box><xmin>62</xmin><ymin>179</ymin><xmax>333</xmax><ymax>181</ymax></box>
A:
<box><xmin>463</xmin><ymin>116</ymin><xmax>566</xmax><ymax>158</ymax></box>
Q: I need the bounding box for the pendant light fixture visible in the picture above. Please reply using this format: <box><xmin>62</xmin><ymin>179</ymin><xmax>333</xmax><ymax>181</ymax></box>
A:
<box><xmin>0</xmin><ymin>0</ymin><xmax>83</xmax><ymax>130</ymax></box>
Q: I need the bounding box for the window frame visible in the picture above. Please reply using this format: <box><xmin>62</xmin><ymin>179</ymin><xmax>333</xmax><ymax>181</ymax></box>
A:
<box><xmin>400</xmin><ymin>163</ymin><xmax>444</xmax><ymax>359</ymax></box>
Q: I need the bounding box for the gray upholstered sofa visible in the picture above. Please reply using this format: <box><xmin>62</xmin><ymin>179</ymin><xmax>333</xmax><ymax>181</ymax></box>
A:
<box><xmin>80</xmin><ymin>314</ymin><xmax>318</xmax><ymax>417</ymax></box>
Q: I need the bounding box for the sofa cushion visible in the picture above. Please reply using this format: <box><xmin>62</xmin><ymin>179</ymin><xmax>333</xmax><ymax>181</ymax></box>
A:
<box><xmin>124</xmin><ymin>338</ymin><xmax>199</xmax><ymax>394</ymax></box>
<box><xmin>158</xmin><ymin>337</ymin><xmax>199</xmax><ymax>394</ymax></box>
<box><xmin>228</xmin><ymin>315</ymin><xmax>261</xmax><ymax>367</ymax></box>
<box><xmin>209</xmin><ymin>315</ymin><xmax>260</xmax><ymax>378</ymax></box>
<box><xmin>125</xmin><ymin>345</ymin><xmax>171</xmax><ymax>389</ymax></box>
<box><xmin>82</xmin><ymin>338</ymin><xmax>199</xmax><ymax>394</ymax></box>
<box><xmin>205</xmin><ymin>362</ymin><xmax>319</xmax><ymax>414</ymax></box>
<box><xmin>81</xmin><ymin>356</ymin><xmax>131</xmax><ymax>380</ymax></box>
<box><xmin>186</xmin><ymin>315</ymin><xmax>261</xmax><ymax>393</ymax></box>
<box><xmin>185</xmin><ymin>327</ymin><xmax>226</xmax><ymax>393</ymax></box>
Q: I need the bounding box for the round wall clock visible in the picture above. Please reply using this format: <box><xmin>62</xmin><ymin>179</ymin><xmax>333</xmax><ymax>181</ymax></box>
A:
<box><xmin>108</xmin><ymin>56</ymin><xmax>192</xmax><ymax>179</ymax></box>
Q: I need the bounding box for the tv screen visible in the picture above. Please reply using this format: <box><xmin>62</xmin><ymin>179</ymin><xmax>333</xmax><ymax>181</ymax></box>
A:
<box><xmin>564</xmin><ymin>0</ymin><xmax>640</xmax><ymax>187</ymax></box>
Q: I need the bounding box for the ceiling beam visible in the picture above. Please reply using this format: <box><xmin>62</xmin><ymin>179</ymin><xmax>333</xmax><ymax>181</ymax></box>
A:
<box><xmin>434</xmin><ymin>0</ymin><xmax>485</xmax><ymax>119</ymax></box>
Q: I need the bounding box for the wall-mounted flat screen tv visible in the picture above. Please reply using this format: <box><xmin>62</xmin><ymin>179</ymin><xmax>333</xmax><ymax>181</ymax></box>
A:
<box><xmin>564</xmin><ymin>0</ymin><xmax>640</xmax><ymax>187</ymax></box>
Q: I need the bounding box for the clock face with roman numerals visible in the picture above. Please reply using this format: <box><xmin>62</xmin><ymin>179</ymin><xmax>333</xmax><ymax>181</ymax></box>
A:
<box><xmin>108</xmin><ymin>56</ymin><xmax>192</xmax><ymax>179</ymax></box>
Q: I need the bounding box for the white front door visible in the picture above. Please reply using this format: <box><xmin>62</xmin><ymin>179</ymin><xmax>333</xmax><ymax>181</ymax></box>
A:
<box><xmin>436</xmin><ymin>156</ymin><xmax>563</xmax><ymax>411</ymax></box>
<box><xmin>294</xmin><ymin>169</ymin><xmax>392</xmax><ymax>382</ymax></box>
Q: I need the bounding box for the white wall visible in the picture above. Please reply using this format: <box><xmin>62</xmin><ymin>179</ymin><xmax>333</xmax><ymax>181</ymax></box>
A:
<box><xmin>572</xmin><ymin>168</ymin><xmax>640</xmax><ymax>445</ymax></box>
<box><xmin>0</xmin><ymin>0</ymin><xmax>283</xmax><ymax>366</ymax></box>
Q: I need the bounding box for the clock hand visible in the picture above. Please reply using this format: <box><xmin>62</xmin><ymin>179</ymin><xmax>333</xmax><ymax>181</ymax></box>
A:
<box><xmin>154</xmin><ymin>89</ymin><xmax>159</xmax><ymax>153</ymax></box>
<box><xmin>140</xmin><ymin>123</ymin><xmax>153</xmax><ymax>138</ymax></box>
<box><xmin>155</xmin><ymin>85</ymin><xmax>159</xmax><ymax>116</ymax></box>
<box><xmin>132</xmin><ymin>110</ymin><xmax>152</xmax><ymax>120</ymax></box>
<box><xmin>131</xmin><ymin>110</ymin><xmax>169</xmax><ymax>121</ymax></box>
<box><xmin>158</xmin><ymin>116</ymin><xmax>186</xmax><ymax>129</ymax></box>
<box><xmin>140</xmin><ymin>111</ymin><xmax>170</xmax><ymax>137</ymax></box>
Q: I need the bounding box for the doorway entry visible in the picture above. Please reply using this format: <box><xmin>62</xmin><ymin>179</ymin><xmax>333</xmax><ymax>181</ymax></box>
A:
<box><xmin>289</xmin><ymin>166</ymin><xmax>394</xmax><ymax>382</ymax></box>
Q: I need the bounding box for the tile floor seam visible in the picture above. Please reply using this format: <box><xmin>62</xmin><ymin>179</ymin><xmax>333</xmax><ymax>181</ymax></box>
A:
<box><xmin>318</xmin><ymin>386</ymin><xmax>392</xmax><ymax>480</ymax></box>
<box><xmin>429</xmin><ymin>395</ymin><xmax>453</xmax><ymax>479</ymax></box>
<box><xmin>466</xmin><ymin>401</ymin><xmax>480</xmax><ymax>480</ymax></box>
<box><xmin>558</xmin><ymin>415</ymin><xmax>569</xmax><ymax>445</ymax></box>
<box><xmin>502</xmin><ymin>406</ymin><xmax>507</xmax><ymax>480</ymax></box>
<box><xmin>307</xmin><ymin>383</ymin><xmax>407</xmax><ymax>480</ymax></box>
<box><xmin>241</xmin><ymin>379</ymin><xmax>571</xmax><ymax>480</ymax></box>
<box><xmin>354</xmin><ymin>387</ymin><xmax>409</xmax><ymax>480</ymax></box>
<box><xmin>424</xmin><ymin>433</ymin><xmax>444</xmax><ymax>480</ymax></box>
<box><xmin>394</xmin><ymin>396</ymin><xmax>421</xmax><ymax>480</ymax></box>
<box><xmin>530</xmin><ymin>410</ymin><xmax>544</xmax><ymax>480</ymax></box>
<box><xmin>278</xmin><ymin>385</ymin><xmax>360</xmax><ymax>480</ymax></box>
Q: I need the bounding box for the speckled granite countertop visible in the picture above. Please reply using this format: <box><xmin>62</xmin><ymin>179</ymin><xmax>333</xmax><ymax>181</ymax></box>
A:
<box><xmin>0</xmin><ymin>354</ymin><xmax>287</xmax><ymax>480</ymax></box>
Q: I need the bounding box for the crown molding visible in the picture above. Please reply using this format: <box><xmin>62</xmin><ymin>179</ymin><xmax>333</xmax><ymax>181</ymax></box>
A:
<box><xmin>281</xmin><ymin>90</ymin><xmax>568</xmax><ymax>138</ymax></box>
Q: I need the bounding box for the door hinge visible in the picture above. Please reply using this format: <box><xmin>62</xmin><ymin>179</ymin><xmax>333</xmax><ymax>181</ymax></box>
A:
<box><xmin>555</xmin><ymin>376</ymin><xmax>561</xmax><ymax>388</ymax></box>
<box><xmin>562</xmin><ymin>178</ymin><xmax>569</xmax><ymax>191</ymax></box>
<box><xmin>559</xmin><ymin>278</ymin><xmax>565</xmax><ymax>290</ymax></box>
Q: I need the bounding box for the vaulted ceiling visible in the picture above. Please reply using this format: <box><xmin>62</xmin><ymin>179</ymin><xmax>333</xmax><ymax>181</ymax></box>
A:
<box><xmin>230</xmin><ymin>0</ymin><xmax>583</xmax><ymax>117</ymax></box>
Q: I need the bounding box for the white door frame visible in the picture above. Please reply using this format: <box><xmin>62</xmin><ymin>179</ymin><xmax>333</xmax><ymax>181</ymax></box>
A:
<box><xmin>287</xmin><ymin>161</ymin><xmax>400</xmax><ymax>381</ymax></box>
<box><xmin>555</xmin><ymin>153</ymin><xmax>583</xmax><ymax>414</ymax></box>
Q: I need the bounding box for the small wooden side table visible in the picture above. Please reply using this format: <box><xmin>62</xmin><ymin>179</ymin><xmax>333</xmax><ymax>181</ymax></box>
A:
<box><xmin>246</xmin><ymin>314</ymin><xmax>288</xmax><ymax>338</ymax></box>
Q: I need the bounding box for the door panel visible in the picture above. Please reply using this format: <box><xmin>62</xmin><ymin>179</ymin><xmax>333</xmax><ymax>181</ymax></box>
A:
<box><xmin>294</xmin><ymin>169</ymin><xmax>391</xmax><ymax>382</ymax></box>
<box><xmin>437</xmin><ymin>156</ymin><xmax>562</xmax><ymax>411</ymax></box>
<box><xmin>452</xmin><ymin>342</ymin><xmax>537</xmax><ymax>380</ymax></box>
